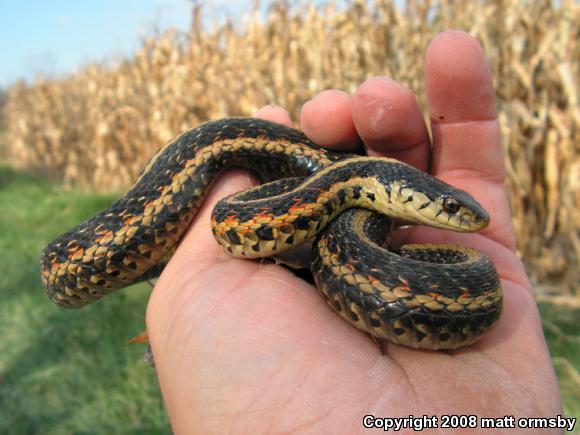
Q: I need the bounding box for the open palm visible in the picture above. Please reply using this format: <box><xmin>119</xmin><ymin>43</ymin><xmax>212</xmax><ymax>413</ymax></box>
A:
<box><xmin>147</xmin><ymin>31</ymin><xmax>561</xmax><ymax>434</ymax></box>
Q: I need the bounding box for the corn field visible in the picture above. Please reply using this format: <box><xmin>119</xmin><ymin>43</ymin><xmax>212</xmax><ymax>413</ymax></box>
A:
<box><xmin>2</xmin><ymin>0</ymin><xmax>579</xmax><ymax>293</ymax></box>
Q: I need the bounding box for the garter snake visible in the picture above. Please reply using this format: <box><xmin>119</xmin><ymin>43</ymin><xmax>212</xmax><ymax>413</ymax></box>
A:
<box><xmin>40</xmin><ymin>117</ymin><xmax>502</xmax><ymax>349</ymax></box>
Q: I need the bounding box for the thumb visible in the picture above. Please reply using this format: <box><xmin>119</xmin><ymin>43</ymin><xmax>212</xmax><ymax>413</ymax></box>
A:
<box><xmin>146</xmin><ymin>169</ymin><xmax>255</xmax><ymax>338</ymax></box>
<box><xmin>175</xmin><ymin>169</ymin><xmax>256</xmax><ymax>261</ymax></box>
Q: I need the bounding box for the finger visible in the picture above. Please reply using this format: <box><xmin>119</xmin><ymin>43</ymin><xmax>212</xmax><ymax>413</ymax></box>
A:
<box><xmin>300</xmin><ymin>90</ymin><xmax>361</xmax><ymax>151</ymax></box>
<box><xmin>172</xmin><ymin>107</ymin><xmax>301</xmax><ymax>264</ymax></box>
<box><xmin>185</xmin><ymin>170</ymin><xmax>255</xmax><ymax>248</ymax></box>
<box><xmin>351</xmin><ymin>77</ymin><xmax>431</xmax><ymax>171</ymax></box>
<box><xmin>253</xmin><ymin>105</ymin><xmax>293</xmax><ymax>127</ymax></box>
<box><xmin>146</xmin><ymin>170</ymin><xmax>258</xmax><ymax>350</ymax></box>
<box><xmin>152</xmin><ymin>169</ymin><xmax>257</xmax><ymax>288</ymax></box>
<box><xmin>425</xmin><ymin>31</ymin><xmax>515</xmax><ymax>249</ymax></box>
<box><xmin>171</xmin><ymin>107</ymin><xmax>302</xmax><ymax>266</ymax></box>
<box><xmin>426</xmin><ymin>30</ymin><xmax>502</xmax><ymax>179</ymax></box>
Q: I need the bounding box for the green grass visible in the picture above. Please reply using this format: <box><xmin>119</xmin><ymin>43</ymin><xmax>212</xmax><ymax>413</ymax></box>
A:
<box><xmin>0</xmin><ymin>165</ymin><xmax>170</xmax><ymax>434</ymax></box>
<box><xmin>0</xmin><ymin>165</ymin><xmax>578</xmax><ymax>432</ymax></box>
<box><xmin>539</xmin><ymin>302</ymin><xmax>580</xmax><ymax>420</ymax></box>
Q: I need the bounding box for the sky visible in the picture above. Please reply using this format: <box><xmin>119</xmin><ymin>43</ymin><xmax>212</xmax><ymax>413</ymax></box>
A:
<box><xmin>0</xmin><ymin>0</ymin><xmax>254</xmax><ymax>88</ymax></box>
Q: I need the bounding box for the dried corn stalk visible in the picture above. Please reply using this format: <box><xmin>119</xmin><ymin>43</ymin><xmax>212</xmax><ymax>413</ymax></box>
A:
<box><xmin>2</xmin><ymin>0</ymin><xmax>579</xmax><ymax>292</ymax></box>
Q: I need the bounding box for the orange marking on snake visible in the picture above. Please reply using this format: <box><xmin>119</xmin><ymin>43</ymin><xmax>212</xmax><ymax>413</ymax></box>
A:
<box><xmin>288</xmin><ymin>200</ymin><xmax>306</xmax><ymax>213</ymax></box>
<box><xmin>68</xmin><ymin>245</ymin><xmax>84</xmax><ymax>255</ymax></box>
<box><xmin>397</xmin><ymin>282</ymin><xmax>411</xmax><ymax>292</ymax></box>
<box><xmin>224</xmin><ymin>214</ymin><xmax>240</xmax><ymax>226</ymax></box>
<box><xmin>123</xmin><ymin>215</ymin><xmax>141</xmax><ymax>225</ymax></box>
<box><xmin>95</xmin><ymin>230</ymin><xmax>114</xmax><ymax>243</ymax></box>
<box><xmin>254</xmin><ymin>210</ymin><xmax>274</xmax><ymax>220</ymax></box>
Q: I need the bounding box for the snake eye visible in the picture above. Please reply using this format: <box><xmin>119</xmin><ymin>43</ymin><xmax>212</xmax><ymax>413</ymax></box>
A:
<box><xmin>441</xmin><ymin>196</ymin><xmax>460</xmax><ymax>214</ymax></box>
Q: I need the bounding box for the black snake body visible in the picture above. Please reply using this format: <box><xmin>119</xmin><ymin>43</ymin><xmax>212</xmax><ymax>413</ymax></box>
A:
<box><xmin>41</xmin><ymin>118</ymin><xmax>502</xmax><ymax>349</ymax></box>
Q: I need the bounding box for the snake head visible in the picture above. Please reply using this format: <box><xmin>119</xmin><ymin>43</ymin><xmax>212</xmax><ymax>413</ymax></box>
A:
<box><xmin>356</xmin><ymin>158</ymin><xmax>490</xmax><ymax>233</ymax></box>
<box><xmin>392</xmin><ymin>171</ymin><xmax>490</xmax><ymax>232</ymax></box>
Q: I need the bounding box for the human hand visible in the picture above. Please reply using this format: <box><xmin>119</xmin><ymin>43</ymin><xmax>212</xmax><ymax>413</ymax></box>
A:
<box><xmin>147</xmin><ymin>31</ymin><xmax>561</xmax><ymax>433</ymax></box>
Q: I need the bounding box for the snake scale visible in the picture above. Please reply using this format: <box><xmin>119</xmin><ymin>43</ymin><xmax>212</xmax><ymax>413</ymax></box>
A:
<box><xmin>40</xmin><ymin>117</ymin><xmax>502</xmax><ymax>350</ymax></box>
